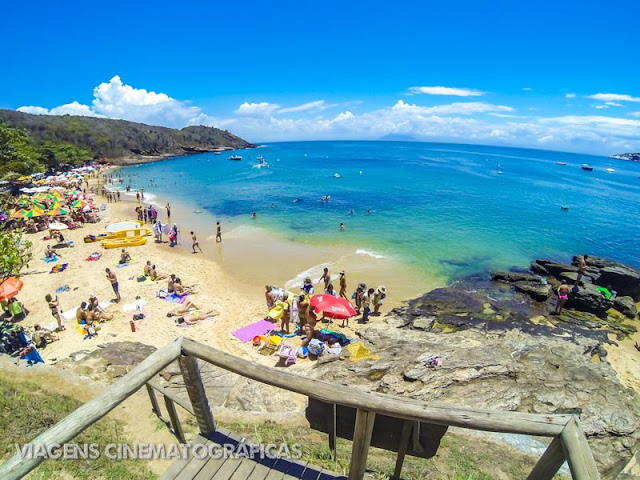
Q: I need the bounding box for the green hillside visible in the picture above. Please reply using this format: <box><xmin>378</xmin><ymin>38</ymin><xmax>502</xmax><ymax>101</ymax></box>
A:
<box><xmin>0</xmin><ymin>109</ymin><xmax>254</xmax><ymax>176</ymax></box>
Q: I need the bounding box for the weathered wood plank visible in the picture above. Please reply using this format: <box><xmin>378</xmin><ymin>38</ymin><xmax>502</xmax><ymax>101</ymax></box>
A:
<box><xmin>210</xmin><ymin>457</ymin><xmax>242</xmax><ymax>479</ymax></box>
<box><xmin>179</xmin><ymin>353</ymin><xmax>216</xmax><ymax>436</ymax></box>
<box><xmin>181</xmin><ymin>339</ymin><xmax>569</xmax><ymax>436</ymax></box>
<box><xmin>526</xmin><ymin>436</ymin><xmax>566</xmax><ymax>480</ymax></box>
<box><xmin>246</xmin><ymin>461</ymin><xmax>272</xmax><ymax>480</ymax></box>
<box><xmin>164</xmin><ymin>397</ymin><xmax>186</xmax><ymax>444</ymax></box>
<box><xmin>392</xmin><ymin>420</ymin><xmax>412</xmax><ymax>479</ymax></box>
<box><xmin>229</xmin><ymin>457</ymin><xmax>258</xmax><ymax>480</ymax></box>
<box><xmin>192</xmin><ymin>452</ymin><xmax>227</xmax><ymax>480</ymax></box>
<box><xmin>160</xmin><ymin>453</ymin><xmax>192</xmax><ymax>480</ymax></box>
<box><xmin>263</xmin><ymin>458</ymin><xmax>289</xmax><ymax>480</ymax></box>
<box><xmin>148</xmin><ymin>379</ymin><xmax>196</xmax><ymax>416</ymax></box>
<box><xmin>174</xmin><ymin>436</ymin><xmax>214</xmax><ymax>480</ymax></box>
<box><xmin>560</xmin><ymin>417</ymin><xmax>601</xmax><ymax>480</ymax></box>
<box><xmin>283</xmin><ymin>459</ymin><xmax>308</xmax><ymax>480</ymax></box>
<box><xmin>0</xmin><ymin>338</ymin><xmax>182</xmax><ymax>480</ymax></box>
<box><xmin>348</xmin><ymin>409</ymin><xmax>376</xmax><ymax>480</ymax></box>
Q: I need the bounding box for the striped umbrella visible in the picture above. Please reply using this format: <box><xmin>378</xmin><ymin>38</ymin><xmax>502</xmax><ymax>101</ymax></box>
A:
<box><xmin>48</xmin><ymin>206</ymin><xmax>70</xmax><ymax>216</ymax></box>
<box><xmin>72</xmin><ymin>199</ymin><xmax>88</xmax><ymax>209</ymax></box>
<box><xmin>11</xmin><ymin>209</ymin><xmax>28</xmax><ymax>219</ymax></box>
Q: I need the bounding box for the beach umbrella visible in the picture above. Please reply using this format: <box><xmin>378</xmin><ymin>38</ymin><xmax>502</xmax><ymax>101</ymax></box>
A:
<box><xmin>0</xmin><ymin>277</ymin><xmax>23</xmax><ymax>301</ymax></box>
<box><xmin>11</xmin><ymin>209</ymin><xmax>28</xmax><ymax>219</ymax></box>
<box><xmin>48</xmin><ymin>206</ymin><xmax>69</xmax><ymax>216</ymax></box>
<box><xmin>311</xmin><ymin>295</ymin><xmax>357</xmax><ymax>319</ymax></box>
<box><xmin>72</xmin><ymin>199</ymin><xmax>88</xmax><ymax>209</ymax></box>
<box><xmin>20</xmin><ymin>208</ymin><xmax>44</xmax><ymax>218</ymax></box>
<box><xmin>49</xmin><ymin>221</ymin><xmax>69</xmax><ymax>230</ymax></box>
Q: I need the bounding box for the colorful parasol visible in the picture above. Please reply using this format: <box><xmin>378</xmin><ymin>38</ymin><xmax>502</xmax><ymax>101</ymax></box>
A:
<box><xmin>0</xmin><ymin>277</ymin><xmax>24</xmax><ymax>300</ymax></box>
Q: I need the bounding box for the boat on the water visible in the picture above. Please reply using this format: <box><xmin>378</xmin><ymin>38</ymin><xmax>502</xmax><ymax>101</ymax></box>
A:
<box><xmin>556</xmin><ymin>162</ymin><xmax>567</xmax><ymax>165</ymax></box>
<box><xmin>257</xmin><ymin>155</ymin><xmax>264</xmax><ymax>161</ymax></box>
<box><xmin>228</xmin><ymin>155</ymin><xmax>242</xmax><ymax>161</ymax></box>
<box><xmin>581</xmin><ymin>164</ymin><xmax>593</xmax><ymax>171</ymax></box>
<box><xmin>214</xmin><ymin>152</ymin><xmax>221</xmax><ymax>156</ymax></box>
<box><xmin>606</xmin><ymin>168</ymin><xmax>615</xmax><ymax>173</ymax></box>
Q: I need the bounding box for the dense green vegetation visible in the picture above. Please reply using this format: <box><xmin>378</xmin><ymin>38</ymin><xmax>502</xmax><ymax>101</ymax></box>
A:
<box><xmin>0</xmin><ymin>228</ymin><xmax>33</xmax><ymax>283</ymax></box>
<box><xmin>0</xmin><ymin>109</ymin><xmax>254</xmax><ymax>177</ymax></box>
<box><xmin>0</xmin><ymin>377</ymin><xmax>155</xmax><ymax>480</ymax></box>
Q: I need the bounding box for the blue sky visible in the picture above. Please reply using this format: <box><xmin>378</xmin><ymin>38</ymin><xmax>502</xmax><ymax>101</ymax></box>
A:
<box><xmin>2</xmin><ymin>0</ymin><xmax>640</xmax><ymax>154</ymax></box>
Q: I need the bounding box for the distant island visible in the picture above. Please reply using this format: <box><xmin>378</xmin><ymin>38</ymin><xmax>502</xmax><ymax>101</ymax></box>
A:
<box><xmin>0</xmin><ymin>109</ymin><xmax>255</xmax><ymax>177</ymax></box>
<box><xmin>610</xmin><ymin>152</ymin><xmax>640</xmax><ymax>162</ymax></box>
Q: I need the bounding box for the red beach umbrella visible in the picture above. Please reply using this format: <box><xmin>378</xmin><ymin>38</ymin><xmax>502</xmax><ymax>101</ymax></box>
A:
<box><xmin>0</xmin><ymin>277</ymin><xmax>24</xmax><ymax>301</ymax></box>
<box><xmin>311</xmin><ymin>294</ymin><xmax>356</xmax><ymax>319</ymax></box>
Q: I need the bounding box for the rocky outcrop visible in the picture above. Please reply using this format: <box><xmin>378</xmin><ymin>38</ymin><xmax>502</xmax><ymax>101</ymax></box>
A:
<box><xmin>312</xmin><ymin>279</ymin><xmax>640</xmax><ymax>478</ymax></box>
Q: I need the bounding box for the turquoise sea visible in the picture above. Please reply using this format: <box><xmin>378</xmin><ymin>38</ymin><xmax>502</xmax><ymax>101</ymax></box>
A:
<box><xmin>116</xmin><ymin>141</ymin><xmax>640</xmax><ymax>288</ymax></box>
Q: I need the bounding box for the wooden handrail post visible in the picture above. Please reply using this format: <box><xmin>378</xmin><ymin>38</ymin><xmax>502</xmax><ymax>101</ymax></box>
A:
<box><xmin>146</xmin><ymin>384</ymin><xmax>162</xmax><ymax>417</ymax></box>
<box><xmin>328</xmin><ymin>403</ymin><xmax>337</xmax><ymax>461</ymax></box>
<box><xmin>164</xmin><ymin>397</ymin><xmax>185</xmax><ymax>444</ymax></box>
<box><xmin>526</xmin><ymin>436</ymin><xmax>565</xmax><ymax>480</ymax></box>
<box><xmin>348</xmin><ymin>409</ymin><xmax>376</xmax><ymax>480</ymax></box>
<box><xmin>392</xmin><ymin>420</ymin><xmax>413</xmax><ymax>480</ymax></box>
<box><xmin>560</xmin><ymin>416</ymin><xmax>600</xmax><ymax>480</ymax></box>
<box><xmin>178</xmin><ymin>353</ymin><xmax>216</xmax><ymax>435</ymax></box>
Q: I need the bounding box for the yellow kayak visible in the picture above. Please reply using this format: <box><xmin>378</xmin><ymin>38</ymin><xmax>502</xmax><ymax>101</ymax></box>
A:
<box><xmin>104</xmin><ymin>228</ymin><xmax>152</xmax><ymax>239</ymax></box>
<box><xmin>101</xmin><ymin>236</ymin><xmax>147</xmax><ymax>249</ymax></box>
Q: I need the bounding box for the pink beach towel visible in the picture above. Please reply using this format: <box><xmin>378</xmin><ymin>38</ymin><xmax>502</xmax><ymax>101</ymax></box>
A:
<box><xmin>164</xmin><ymin>293</ymin><xmax>188</xmax><ymax>304</ymax></box>
<box><xmin>232</xmin><ymin>319</ymin><xmax>277</xmax><ymax>343</ymax></box>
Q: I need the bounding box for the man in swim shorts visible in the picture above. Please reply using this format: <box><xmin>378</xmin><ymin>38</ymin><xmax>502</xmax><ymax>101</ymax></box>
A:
<box><xmin>191</xmin><ymin>232</ymin><xmax>202</xmax><ymax>253</ymax></box>
<box><xmin>574</xmin><ymin>254</ymin><xmax>588</xmax><ymax>287</ymax></box>
<box><xmin>105</xmin><ymin>268</ymin><xmax>120</xmax><ymax>303</ymax></box>
<box><xmin>216</xmin><ymin>222</ymin><xmax>222</xmax><ymax>243</ymax></box>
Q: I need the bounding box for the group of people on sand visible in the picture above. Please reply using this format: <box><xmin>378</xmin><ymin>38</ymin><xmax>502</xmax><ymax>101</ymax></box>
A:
<box><xmin>264</xmin><ymin>267</ymin><xmax>387</xmax><ymax>353</ymax></box>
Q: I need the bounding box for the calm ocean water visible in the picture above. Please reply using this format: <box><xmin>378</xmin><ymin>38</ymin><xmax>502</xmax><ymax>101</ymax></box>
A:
<box><xmin>116</xmin><ymin>141</ymin><xmax>640</xmax><ymax>283</ymax></box>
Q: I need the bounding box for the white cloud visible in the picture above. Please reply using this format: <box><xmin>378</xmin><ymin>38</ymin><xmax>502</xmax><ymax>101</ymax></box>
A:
<box><xmin>278</xmin><ymin>100</ymin><xmax>335</xmax><ymax>114</ymax></box>
<box><xmin>17</xmin><ymin>76</ymin><xmax>209</xmax><ymax>127</ymax></box>
<box><xmin>391</xmin><ymin>100</ymin><xmax>512</xmax><ymax>115</ymax></box>
<box><xmin>522</xmin><ymin>87</ymin><xmax>532</xmax><ymax>91</ymax></box>
<box><xmin>17</xmin><ymin>106</ymin><xmax>52</xmax><ymax>115</ymax></box>
<box><xmin>565</xmin><ymin>93</ymin><xmax>576</xmax><ymax>99</ymax></box>
<box><xmin>408</xmin><ymin>86</ymin><xmax>485</xmax><ymax>97</ymax></box>
<box><xmin>541</xmin><ymin>115</ymin><xmax>640</xmax><ymax>127</ymax></box>
<box><xmin>631</xmin><ymin>112</ymin><xmax>640</xmax><ymax>117</ymax></box>
<box><xmin>587</xmin><ymin>93</ymin><xmax>640</xmax><ymax>102</ymax></box>
<box><xmin>234</xmin><ymin>102</ymin><xmax>280</xmax><ymax>116</ymax></box>
<box><xmin>595</xmin><ymin>105</ymin><xmax>608</xmax><ymax>109</ymax></box>
<box><xmin>604</xmin><ymin>101</ymin><xmax>623</xmax><ymax>107</ymax></box>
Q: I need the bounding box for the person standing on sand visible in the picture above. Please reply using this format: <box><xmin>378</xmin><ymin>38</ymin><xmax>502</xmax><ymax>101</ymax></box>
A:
<box><xmin>136</xmin><ymin>192</ymin><xmax>140</xmax><ymax>203</ymax></box>
<box><xmin>166</xmin><ymin>203</ymin><xmax>171</xmax><ymax>220</ymax></box>
<box><xmin>574</xmin><ymin>254</ymin><xmax>589</xmax><ymax>287</ymax></box>
<box><xmin>555</xmin><ymin>282</ymin><xmax>570</xmax><ymax>315</ymax></box>
<box><xmin>338</xmin><ymin>270</ymin><xmax>348</xmax><ymax>300</ymax></box>
<box><xmin>191</xmin><ymin>231</ymin><xmax>202</xmax><ymax>253</ymax></box>
<box><xmin>45</xmin><ymin>294</ymin><xmax>64</xmax><ymax>331</ymax></box>
<box><xmin>216</xmin><ymin>221</ymin><xmax>222</xmax><ymax>243</ymax></box>
<box><xmin>372</xmin><ymin>286</ymin><xmax>386</xmax><ymax>315</ymax></box>
<box><xmin>360</xmin><ymin>288</ymin><xmax>374</xmax><ymax>323</ymax></box>
<box><xmin>319</xmin><ymin>267</ymin><xmax>330</xmax><ymax>291</ymax></box>
<box><xmin>105</xmin><ymin>268</ymin><xmax>120</xmax><ymax>303</ymax></box>
<box><xmin>265</xmin><ymin>286</ymin><xmax>276</xmax><ymax>311</ymax></box>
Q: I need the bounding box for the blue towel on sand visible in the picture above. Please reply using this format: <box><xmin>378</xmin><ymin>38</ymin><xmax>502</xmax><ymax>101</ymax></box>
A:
<box><xmin>42</xmin><ymin>256</ymin><xmax>58</xmax><ymax>263</ymax></box>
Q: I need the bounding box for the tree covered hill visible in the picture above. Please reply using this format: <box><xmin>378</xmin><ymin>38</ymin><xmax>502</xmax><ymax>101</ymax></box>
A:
<box><xmin>0</xmin><ymin>109</ymin><xmax>255</xmax><ymax>163</ymax></box>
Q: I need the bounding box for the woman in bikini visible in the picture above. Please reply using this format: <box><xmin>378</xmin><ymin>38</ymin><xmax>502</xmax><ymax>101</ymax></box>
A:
<box><xmin>175</xmin><ymin>309</ymin><xmax>218</xmax><ymax>326</ymax></box>
<box><xmin>45</xmin><ymin>293</ymin><xmax>64</xmax><ymax>331</ymax></box>
<box><xmin>555</xmin><ymin>282</ymin><xmax>570</xmax><ymax>315</ymax></box>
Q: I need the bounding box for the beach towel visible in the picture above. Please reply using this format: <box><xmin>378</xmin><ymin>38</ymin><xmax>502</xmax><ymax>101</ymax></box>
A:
<box><xmin>142</xmin><ymin>278</ymin><xmax>158</xmax><ymax>286</ymax></box>
<box><xmin>49</xmin><ymin>263</ymin><xmax>68</xmax><ymax>274</ymax></box>
<box><xmin>55</xmin><ymin>285</ymin><xmax>70</xmax><ymax>294</ymax></box>
<box><xmin>232</xmin><ymin>319</ymin><xmax>276</xmax><ymax>343</ymax></box>
<box><xmin>346</xmin><ymin>343</ymin><xmax>380</xmax><ymax>362</ymax></box>
<box><xmin>112</xmin><ymin>257</ymin><xmax>136</xmax><ymax>267</ymax></box>
<box><xmin>164</xmin><ymin>293</ymin><xmax>188</xmax><ymax>304</ymax></box>
<box><xmin>115</xmin><ymin>262</ymin><xmax>130</xmax><ymax>268</ymax></box>
<box><xmin>42</xmin><ymin>255</ymin><xmax>59</xmax><ymax>263</ymax></box>
<box><xmin>85</xmin><ymin>252</ymin><xmax>102</xmax><ymax>261</ymax></box>
<box><xmin>122</xmin><ymin>298</ymin><xmax>148</xmax><ymax>313</ymax></box>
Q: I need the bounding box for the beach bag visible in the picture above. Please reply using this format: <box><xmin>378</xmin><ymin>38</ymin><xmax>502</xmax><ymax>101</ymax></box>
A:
<box><xmin>307</xmin><ymin>339</ymin><xmax>325</xmax><ymax>356</ymax></box>
<box><xmin>133</xmin><ymin>313</ymin><xmax>145</xmax><ymax>320</ymax></box>
<box><xmin>137</xmin><ymin>275</ymin><xmax>146</xmax><ymax>282</ymax></box>
<box><xmin>157</xmin><ymin>289</ymin><xmax>168</xmax><ymax>299</ymax></box>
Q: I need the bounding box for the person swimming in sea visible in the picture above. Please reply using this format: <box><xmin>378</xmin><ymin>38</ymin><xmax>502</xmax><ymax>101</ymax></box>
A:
<box><xmin>251</xmin><ymin>212</ymin><xmax>257</xmax><ymax>218</ymax></box>
<box><xmin>340</xmin><ymin>222</ymin><xmax>344</xmax><ymax>230</ymax></box>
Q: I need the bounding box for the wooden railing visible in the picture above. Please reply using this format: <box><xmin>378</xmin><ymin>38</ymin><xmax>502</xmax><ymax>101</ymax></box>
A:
<box><xmin>0</xmin><ymin>337</ymin><xmax>601</xmax><ymax>480</ymax></box>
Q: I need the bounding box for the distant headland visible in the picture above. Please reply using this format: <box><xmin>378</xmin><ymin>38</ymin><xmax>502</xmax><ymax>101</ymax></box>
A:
<box><xmin>0</xmin><ymin>109</ymin><xmax>256</xmax><ymax>168</ymax></box>
<box><xmin>610</xmin><ymin>152</ymin><xmax>640</xmax><ymax>162</ymax></box>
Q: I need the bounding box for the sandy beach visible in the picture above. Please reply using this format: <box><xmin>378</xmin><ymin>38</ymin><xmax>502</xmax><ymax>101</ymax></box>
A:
<box><xmin>8</xmin><ymin>170</ymin><xmax>640</xmax><ymax>398</ymax></box>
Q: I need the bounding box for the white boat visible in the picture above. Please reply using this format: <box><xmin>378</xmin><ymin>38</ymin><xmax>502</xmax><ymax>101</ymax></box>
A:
<box><xmin>257</xmin><ymin>155</ymin><xmax>264</xmax><ymax>161</ymax></box>
<box><xmin>334</xmin><ymin>173</ymin><xmax>340</xmax><ymax>178</ymax></box>
<box><xmin>606</xmin><ymin>168</ymin><xmax>614</xmax><ymax>173</ymax></box>
<box><xmin>214</xmin><ymin>152</ymin><xmax>221</xmax><ymax>156</ymax></box>
<box><xmin>556</xmin><ymin>162</ymin><xmax>567</xmax><ymax>165</ymax></box>
<box><xmin>252</xmin><ymin>157</ymin><xmax>269</xmax><ymax>168</ymax></box>
<box><xmin>228</xmin><ymin>155</ymin><xmax>242</xmax><ymax>161</ymax></box>
<box><xmin>581</xmin><ymin>164</ymin><xmax>593</xmax><ymax>171</ymax></box>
